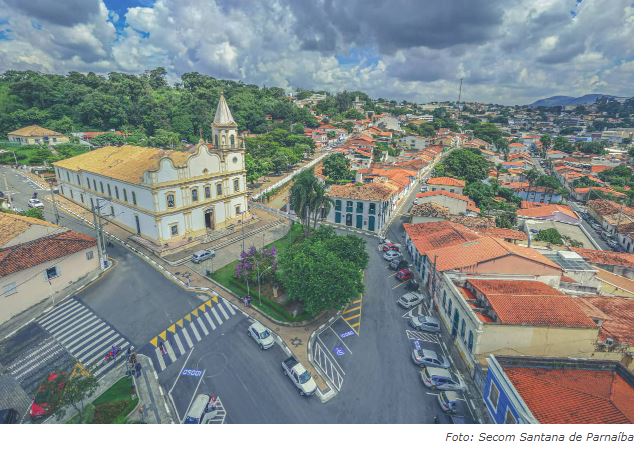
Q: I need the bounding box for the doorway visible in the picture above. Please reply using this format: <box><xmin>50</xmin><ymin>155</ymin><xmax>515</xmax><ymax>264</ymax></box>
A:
<box><xmin>204</xmin><ymin>209</ymin><xmax>214</xmax><ymax>229</ymax></box>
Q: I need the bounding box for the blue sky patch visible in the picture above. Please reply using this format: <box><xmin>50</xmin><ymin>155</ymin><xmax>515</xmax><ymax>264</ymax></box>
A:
<box><xmin>336</xmin><ymin>47</ymin><xmax>380</xmax><ymax>67</ymax></box>
<box><xmin>105</xmin><ymin>0</ymin><xmax>155</xmax><ymax>36</ymax></box>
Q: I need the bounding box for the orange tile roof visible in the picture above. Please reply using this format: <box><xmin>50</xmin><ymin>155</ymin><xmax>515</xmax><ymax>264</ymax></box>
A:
<box><xmin>403</xmin><ymin>221</ymin><xmax>480</xmax><ymax>255</ymax></box>
<box><xmin>573</xmin><ymin>296</ymin><xmax>633</xmax><ymax>346</ymax></box>
<box><xmin>472</xmin><ymin>227</ymin><xmax>527</xmax><ymax>241</ymax></box>
<box><xmin>0</xmin><ymin>212</ymin><xmax>62</xmax><ymax>247</ymax></box>
<box><xmin>590</xmin><ymin>165</ymin><xmax>612</xmax><ymax>174</ymax></box>
<box><xmin>520</xmin><ymin>201</ymin><xmax>546</xmax><ymax>209</ymax></box>
<box><xmin>568</xmin><ymin>247</ymin><xmax>633</xmax><ymax>269</ymax></box>
<box><xmin>427</xmin><ymin>177</ymin><xmax>465</xmax><ymax>188</ymax></box>
<box><xmin>503</xmin><ymin>366</ymin><xmax>633</xmax><ymax>423</ymax></box>
<box><xmin>573</xmin><ymin>186</ymin><xmax>626</xmax><ymax>197</ymax></box>
<box><xmin>594</xmin><ymin>267</ymin><xmax>634</xmax><ymax>294</ymax></box>
<box><xmin>427</xmin><ymin>236</ymin><xmax>561</xmax><ymax>272</ymax></box>
<box><xmin>0</xmin><ymin>230</ymin><xmax>96</xmax><ymax>277</ymax></box>
<box><xmin>9</xmin><ymin>124</ymin><xmax>64</xmax><ymax>137</ymax></box>
<box><xmin>588</xmin><ymin>199</ymin><xmax>634</xmax><ymax>218</ymax></box>
<box><xmin>468</xmin><ymin>279</ymin><xmax>562</xmax><ymax>296</ymax></box>
<box><xmin>327</xmin><ymin>181</ymin><xmax>398</xmax><ymax>202</ymax></box>
<box><xmin>416</xmin><ymin>190</ymin><xmax>480</xmax><ymax>212</ymax></box>
<box><xmin>516</xmin><ymin>204</ymin><xmax>579</xmax><ymax>220</ymax></box>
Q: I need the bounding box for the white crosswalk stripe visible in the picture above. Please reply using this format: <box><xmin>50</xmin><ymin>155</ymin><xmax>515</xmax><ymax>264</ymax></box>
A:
<box><xmin>196</xmin><ymin>317</ymin><xmax>209</xmax><ymax>336</ymax></box>
<box><xmin>189</xmin><ymin>322</ymin><xmax>202</xmax><ymax>342</ymax></box>
<box><xmin>218</xmin><ymin>303</ymin><xmax>230</xmax><ymax>321</ymax></box>
<box><xmin>149</xmin><ymin>298</ymin><xmax>241</xmax><ymax>373</ymax></box>
<box><xmin>36</xmin><ymin>298</ymin><xmax>130</xmax><ymax>379</ymax></box>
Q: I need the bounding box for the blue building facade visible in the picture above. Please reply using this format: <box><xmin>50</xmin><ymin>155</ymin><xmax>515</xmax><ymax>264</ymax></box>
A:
<box><xmin>483</xmin><ymin>355</ymin><xmax>535</xmax><ymax>424</ymax></box>
<box><xmin>517</xmin><ymin>189</ymin><xmax>562</xmax><ymax>204</ymax></box>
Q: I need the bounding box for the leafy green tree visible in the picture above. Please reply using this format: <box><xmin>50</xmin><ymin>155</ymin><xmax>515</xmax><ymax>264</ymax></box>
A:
<box><xmin>290</xmin><ymin>169</ymin><xmax>331</xmax><ymax>235</ymax></box>
<box><xmin>278</xmin><ymin>227</ymin><xmax>367</xmax><ymax>315</ymax></box>
<box><xmin>553</xmin><ymin>136</ymin><xmax>573</xmax><ymax>153</ymax></box>
<box><xmin>322</xmin><ymin>153</ymin><xmax>354</xmax><ymax>184</ymax></box>
<box><xmin>433</xmin><ymin>148</ymin><xmax>490</xmax><ymax>183</ymax></box>
<box><xmin>90</xmin><ymin>132</ymin><xmax>126</xmax><ymax>147</ymax></box>
<box><xmin>540</xmin><ymin>134</ymin><xmax>552</xmax><ymax>157</ymax></box>
<box><xmin>149</xmin><ymin>129</ymin><xmax>180</xmax><ymax>148</ymax></box>
<box><xmin>535</xmin><ymin>228</ymin><xmax>564</xmax><ymax>245</ymax></box>
<box><xmin>22</xmin><ymin>208</ymin><xmax>45</xmax><ymax>220</ymax></box>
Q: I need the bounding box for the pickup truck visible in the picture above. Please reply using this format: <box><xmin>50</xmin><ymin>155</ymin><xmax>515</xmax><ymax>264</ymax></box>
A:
<box><xmin>282</xmin><ymin>356</ymin><xmax>317</xmax><ymax>396</ymax></box>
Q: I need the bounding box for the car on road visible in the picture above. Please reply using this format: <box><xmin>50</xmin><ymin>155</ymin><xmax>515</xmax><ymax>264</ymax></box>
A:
<box><xmin>389</xmin><ymin>258</ymin><xmax>409</xmax><ymax>271</ymax></box>
<box><xmin>411</xmin><ymin>348</ymin><xmax>450</xmax><ymax>368</ymax></box>
<box><xmin>405</xmin><ymin>279</ymin><xmax>420</xmax><ymax>291</ymax></box>
<box><xmin>409</xmin><ymin>315</ymin><xmax>440</xmax><ymax>333</ymax></box>
<box><xmin>608</xmin><ymin>239</ymin><xmax>620</xmax><ymax>250</ymax></box>
<box><xmin>438</xmin><ymin>391</ymin><xmax>467</xmax><ymax>424</ymax></box>
<box><xmin>396</xmin><ymin>292</ymin><xmax>424</xmax><ymax>309</ymax></box>
<box><xmin>529</xmin><ymin>228</ymin><xmax>539</xmax><ymax>234</ymax></box>
<box><xmin>247</xmin><ymin>322</ymin><xmax>275</xmax><ymax>350</ymax></box>
<box><xmin>191</xmin><ymin>249</ymin><xmax>215</xmax><ymax>264</ymax></box>
<box><xmin>383</xmin><ymin>250</ymin><xmax>402</xmax><ymax>261</ymax></box>
<box><xmin>395</xmin><ymin>268</ymin><xmax>413</xmax><ymax>281</ymax></box>
<box><xmin>0</xmin><ymin>408</ymin><xmax>18</xmax><ymax>424</ymax></box>
<box><xmin>27</xmin><ymin>198</ymin><xmax>44</xmax><ymax>209</ymax></box>
<box><xmin>421</xmin><ymin>367</ymin><xmax>464</xmax><ymax>391</ymax></box>
<box><xmin>382</xmin><ymin>242</ymin><xmax>401</xmax><ymax>252</ymax></box>
<box><xmin>184</xmin><ymin>394</ymin><xmax>220</xmax><ymax>424</ymax></box>
<box><xmin>591</xmin><ymin>222</ymin><xmax>602</xmax><ymax>231</ymax></box>
<box><xmin>420</xmin><ymin>185</ymin><xmax>428</xmax><ymax>192</ymax></box>
<box><xmin>282</xmin><ymin>356</ymin><xmax>317</xmax><ymax>396</ymax></box>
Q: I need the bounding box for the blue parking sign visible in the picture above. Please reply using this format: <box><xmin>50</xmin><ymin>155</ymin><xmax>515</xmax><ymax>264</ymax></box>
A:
<box><xmin>182</xmin><ymin>368</ymin><xmax>203</xmax><ymax>377</ymax></box>
<box><xmin>333</xmin><ymin>346</ymin><xmax>345</xmax><ymax>356</ymax></box>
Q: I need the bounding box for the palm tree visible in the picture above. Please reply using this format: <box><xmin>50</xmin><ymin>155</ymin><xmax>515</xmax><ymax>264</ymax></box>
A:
<box><xmin>289</xmin><ymin>169</ymin><xmax>329</xmax><ymax>236</ymax></box>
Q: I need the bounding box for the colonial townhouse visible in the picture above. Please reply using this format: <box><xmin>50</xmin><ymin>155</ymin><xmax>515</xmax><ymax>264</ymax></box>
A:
<box><xmin>326</xmin><ymin>182</ymin><xmax>399</xmax><ymax>233</ymax></box>
<box><xmin>425</xmin><ymin>177</ymin><xmax>465</xmax><ymax>195</ymax></box>
<box><xmin>53</xmin><ymin>94</ymin><xmax>248</xmax><ymax>245</ymax></box>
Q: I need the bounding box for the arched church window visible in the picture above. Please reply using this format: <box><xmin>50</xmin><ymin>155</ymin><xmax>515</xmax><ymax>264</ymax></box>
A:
<box><xmin>230</xmin><ymin>135</ymin><xmax>235</xmax><ymax>147</ymax></box>
<box><xmin>166</xmin><ymin>193</ymin><xmax>175</xmax><ymax>208</ymax></box>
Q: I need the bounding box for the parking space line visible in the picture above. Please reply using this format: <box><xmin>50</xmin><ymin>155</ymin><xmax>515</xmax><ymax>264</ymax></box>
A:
<box><xmin>392</xmin><ymin>281</ymin><xmax>407</xmax><ymax>289</ymax></box>
<box><xmin>316</xmin><ymin>337</ymin><xmax>345</xmax><ymax>375</ymax></box>
<box><xmin>343</xmin><ymin>306</ymin><xmax>361</xmax><ymax>315</ymax></box>
<box><xmin>343</xmin><ymin>313</ymin><xmax>360</xmax><ymax>321</ymax></box>
<box><xmin>328</xmin><ymin>326</ymin><xmax>352</xmax><ymax>354</ymax></box>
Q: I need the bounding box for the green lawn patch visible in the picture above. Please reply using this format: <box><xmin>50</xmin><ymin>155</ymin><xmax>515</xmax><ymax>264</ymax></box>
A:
<box><xmin>68</xmin><ymin>377</ymin><xmax>138</xmax><ymax>424</ymax></box>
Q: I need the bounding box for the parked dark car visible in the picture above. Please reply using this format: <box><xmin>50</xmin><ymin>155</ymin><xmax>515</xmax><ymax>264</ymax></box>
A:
<box><xmin>389</xmin><ymin>258</ymin><xmax>409</xmax><ymax>271</ymax></box>
<box><xmin>405</xmin><ymin>279</ymin><xmax>420</xmax><ymax>291</ymax></box>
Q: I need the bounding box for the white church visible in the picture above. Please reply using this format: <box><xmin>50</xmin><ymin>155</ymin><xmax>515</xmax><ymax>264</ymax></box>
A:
<box><xmin>53</xmin><ymin>93</ymin><xmax>248</xmax><ymax>245</ymax></box>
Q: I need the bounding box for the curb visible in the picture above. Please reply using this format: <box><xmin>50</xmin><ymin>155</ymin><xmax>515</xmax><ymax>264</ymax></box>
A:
<box><xmin>307</xmin><ymin>309</ymin><xmax>345</xmax><ymax>403</ymax></box>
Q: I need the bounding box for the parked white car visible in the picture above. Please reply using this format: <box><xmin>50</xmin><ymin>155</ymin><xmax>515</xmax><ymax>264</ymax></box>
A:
<box><xmin>409</xmin><ymin>315</ymin><xmax>440</xmax><ymax>333</ymax></box>
<box><xmin>383</xmin><ymin>250</ymin><xmax>402</xmax><ymax>261</ymax></box>
<box><xmin>397</xmin><ymin>292</ymin><xmax>425</xmax><ymax>308</ymax></box>
<box><xmin>191</xmin><ymin>249</ymin><xmax>215</xmax><ymax>264</ymax></box>
<box><xmin>412</xmin><ymin>348</ymin><xmax>450</xmax><ymax>368</ymax></box>
<box><xmin>247</xmin><ymin>322</ymin><xmax>275</xmax><ymax>350</ymax></box>
<box><xmin>27</xmin><ymin>198</ymin><xmax>44</xmax><ymax>209</ymax></box>
<box><xmin>421</xmin><ymin>367</ymin><xmax>464</xmax><ymax>391</ymax></box>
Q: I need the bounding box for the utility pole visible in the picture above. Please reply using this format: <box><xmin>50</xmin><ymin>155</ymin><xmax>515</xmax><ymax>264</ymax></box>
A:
<box><xmin>2</xmin><ymin>172</ymin><xmax>12</xmax><ymax>208</ymax></box>
<box><xmin>92</xmin><ymin>199</ymin><xmax>109</xmax><ymax>270</ymax></box>
<box><xmin>48</xmin><ymin>180</ymin><xmax>60</xmax><ymax>224</ymax></box>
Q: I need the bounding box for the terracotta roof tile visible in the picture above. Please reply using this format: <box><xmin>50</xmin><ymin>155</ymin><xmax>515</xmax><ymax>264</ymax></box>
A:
<box><xmin>327</xmin><ymin>182</ymin><xmax>398</xmax><ymax>202</ymax></box>
<box><xmin>427</xmin><ymin>177</ymin><xmax>465</xmax><ymax>188</ymax></box>
<box><xmin>516</xmin><ymin>204</ymin><xmax>579</xmax><ymax>220</ymax></box>
<box><xmin>403</xmin><ymin>221</ymin><xmax>480</xmax><ymax>255</ymax></box>
<box><xmin>0</xmin><ymin>212</ymin><xmax>62</xmax><ymax>247</ymax></box>
<box><xmin>569</xmin><ymin>247</ymin><xmax>633</xmax><ymax>269</ymax></box>
<box><xmin>0</xmin><ymin>230</ymin><xmax>96</xmax><ymax>277</ymax></box>
<box><xmin>467</xmin><ymin>279</ymin><xmax>561</xmax><ymax>296</ymax></box>
<box><xmin>9</xmin><ymin>125</ymin><xmax>64</xmax><ymax>137</ymax></box>
<box><xmin>503</xmin><ymin>367</ymin><xmax>633</xmax><ymax>423</ymax></box>
<box><xmin>573</xmin><ymin>296</ymin><xmax>633</xmax><ymax>346</ymax></box>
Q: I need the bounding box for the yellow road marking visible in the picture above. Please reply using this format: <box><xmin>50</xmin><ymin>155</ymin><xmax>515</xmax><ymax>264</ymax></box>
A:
<box><xmin>212</xmin><ymin>296</ymin><xmax>220</xmax><ymax>303</ymax></box>
<box><xmin>352</xmin><ymin>300</ymin><xmax>362</xmax><ymax>305</ymax></box>
<box><xmin>344</xmin><ymin>313</ymin><xmax>361</xmax><ymax>321</ymax></box>
<box><xmin>177</xmin><ymin>319</ymin><xmax>184</xmax><ymax>328</ymax></box>
<box><xmin>159</xmin><ymin>330</ymin><xmax>167</xmax><ymax>341</ymax></box>
<box><xmin>343</xmin><ymin>306</ymin><xmax>361</xmax><ymax>315</ymax></box>
<box><xmin>168</xmin><ymin>324</ymin><xmax>176</xmax><ymax>334</ymax></box>
<box><xmin>206</xmin><ymin>299</ymin><xmax>213</xmax><ymax>308</ymax></box>
<box><xmin>184</xmin><ymin>314</ymin><xmax>192</xmax><ymax>322</ymax></box>
<box><xmin>198</xmin><ymin>304</ymin><xmax>206</xmax><ymax>312</ymax></box>
<box><xmin>191</xmin><ymin>308</ymin><xmax>199</xmax><ymax>317</ymax></box>
<box><xmin>150</xmin><ymin>336</ymin><xmax>158</xmax><ymax>347</ymax></box>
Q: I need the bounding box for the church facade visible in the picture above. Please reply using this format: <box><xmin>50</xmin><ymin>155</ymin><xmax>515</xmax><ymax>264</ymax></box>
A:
<box><xmin>53</xmin><ymin>93</ymin><xmax>248</xmax><ymax>245</ymax></box>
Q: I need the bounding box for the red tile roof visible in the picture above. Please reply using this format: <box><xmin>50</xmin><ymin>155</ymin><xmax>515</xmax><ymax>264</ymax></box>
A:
<box><xmin>416</xmin><ymin>190</ymin><xmax>480</xmax><ymax>212</ymax></box>
<box><xmin>427</xmin><ymin>177</ymin><xmax>465</xmax><ymax>188</ymax></box>
<box><xmin>427</xmin><ymin>236</ymin><xmax>561</xmax><ymax>272</ymax></box>
<box><xmin>468</xmin><ymin>279</ymin><xmax>562</xmax><ymax>296</ymax></box>
<box><xmin>0</xmin><ymin>230</ymin><xmax>96</xmax><ymax>277</ymax></box>
<box><xmin>503</xmin><ymin>366</ymin><xmax>633</xmax><ymax>423</ymax></box>
<box><xmin>573</xmin><ymin>296</ymin><xmax>633</xmax><ymax>346</ymax></box>
<box><xmin>474</xmin><ymin>227</ymin><xmax>527</xmax><ymax>241</ymax></box>
<box><xmin>569</xmin><ymin>247</ymin><xmax>633</xmax><ymax>269</ymax></box>
<box><xmin>403</xmin><ymin>221</ymin><xmax>480</xmax><ymax>255</ymax></box>
<box><xmin>516</xmin><ymin>204</ymin><xmax>579</xmax><ymax>220</ymax></box>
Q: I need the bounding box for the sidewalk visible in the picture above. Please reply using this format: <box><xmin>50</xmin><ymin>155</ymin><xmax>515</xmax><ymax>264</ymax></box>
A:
<box><xmin>129</xmin><ymin>355</ymin><xmax>176</xmax><ymax>424</ymax></box>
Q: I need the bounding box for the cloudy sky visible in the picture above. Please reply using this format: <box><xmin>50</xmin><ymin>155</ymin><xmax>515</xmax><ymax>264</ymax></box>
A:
<box><xmin>0</xmin><ymin>0</ymin><xmax>634</xmax><ymax>104</ymax></box>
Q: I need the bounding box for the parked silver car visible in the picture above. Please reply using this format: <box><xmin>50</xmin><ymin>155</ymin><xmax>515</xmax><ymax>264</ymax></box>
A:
<box><xmin>383</xmin><ymin>250</ymin><xmax>402</xmax><ymax>261</ymax></box>
<box><xmin>409</xmin><ymin>315</ymin><xmax>440</xmax><ymax>333</ymax></box>
<box><xmin>397</xmin><ymin>292</ymin><xmax>425</xmax><ymax>308</ymax></box>
<box><xmin>421</xmin><ymin>367</ymin><xmax>464</xmax><ymax>390</ymax></box>
<box><xmin>247</xmin><ymin>322</ymin><xmax>275</xmax><ymax>350</ymax></box>
<box><xmin>411</xmin><ymin>348</ymin><xmax>450</xmax><ymax>368</ymax></box>
<box><xmin>191</xmin><ymin>249</ymin><xmax>215</xmax><ymax>264</ymax></box>
<box><xmin>27</xmin><ymin>198</ymin><xmax>44</xmax><ymax>209</ymax></box>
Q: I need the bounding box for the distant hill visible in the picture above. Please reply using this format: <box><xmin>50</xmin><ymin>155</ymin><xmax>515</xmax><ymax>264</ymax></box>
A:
<box><xmin>529</xmin><ymin>93</ymin><xmax>621</xmax><ymax>107</ymax></box>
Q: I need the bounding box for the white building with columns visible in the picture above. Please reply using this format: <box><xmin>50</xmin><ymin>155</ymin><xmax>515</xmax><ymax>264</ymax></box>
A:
<box><xmin>53</xmin><ymin>93</ymin><xmax>248</xmax><ymax>245</ymax></box>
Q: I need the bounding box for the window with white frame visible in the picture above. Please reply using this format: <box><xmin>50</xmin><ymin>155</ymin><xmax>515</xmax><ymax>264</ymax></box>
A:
<box><xmin>191</xmin><ymin>188</ymin><xmax>198</xmax><ymax>202</ymax></box>
<box><xmin>233</xmin><ymin>178</ymin><xmax>240</xmax><ymax>192</ymax></box>
<box><xmin>204</xmin><ymin>185</ymin><xmax>211</xmax><ymax>198</ymax></box>
<box><xmin>505</xmin><ymin>409</ymin><xmax>517</xmax><ymax>424</ymax></box>
<box><xmin>170</xmin><ymin>224</ymin><xmax>179</xmax><ymax>236</ymax></box>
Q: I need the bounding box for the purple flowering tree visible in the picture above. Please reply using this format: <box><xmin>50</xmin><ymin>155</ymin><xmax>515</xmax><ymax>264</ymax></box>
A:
<box><xmin>235</xmin><ymin>246</ymin><xmax>278</xmax><ymax>303</ymax></box>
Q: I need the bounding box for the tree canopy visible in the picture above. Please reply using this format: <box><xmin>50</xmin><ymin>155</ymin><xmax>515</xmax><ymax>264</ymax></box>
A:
<box><xmin>322</xmin><ymin>153</ymin><xmax>354</xmax><ymax>184</ymax></box>
<box><xmin>433</xmin><ymin>148</ymin><xmax>491</xmax><ymax>183</ymax></box>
